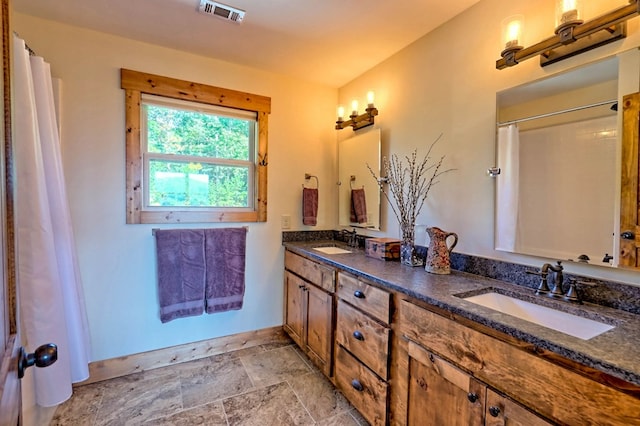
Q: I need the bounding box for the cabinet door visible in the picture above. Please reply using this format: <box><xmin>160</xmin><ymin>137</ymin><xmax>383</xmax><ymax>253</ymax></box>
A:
<box><xmin>284</xmin><ymin>271</ymin><xmax>304</xmax><ymax>348</ymax></box>
<box><xmin>407</xmin><ymin>340</ymin><xmax>484</xmax><ymax>426</ymax></box>
<box><xmin>485</xmin><ymin>389</ymin><xmax>553</xmax><ymax>426</ymax></box>
<box><xmin>305</xmin><ymin>283</ymin><xmax>333</xmax><ymax>376</ymax></box>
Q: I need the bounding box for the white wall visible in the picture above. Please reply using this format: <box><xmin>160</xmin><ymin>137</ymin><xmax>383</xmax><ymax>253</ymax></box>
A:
<box><xmin>14</xmin><ymin>0</ymin><xmax>640</xmax><ymax>364</ymax></box>
<box><xmin>338</xmin><ymin>0</ymin><xmax>640</xmax><ymax>285</ymax></box>
<box><xmin>13</xmin><ymin>13</ymin><xmax>339</xmax><ymax>362</ymax></box>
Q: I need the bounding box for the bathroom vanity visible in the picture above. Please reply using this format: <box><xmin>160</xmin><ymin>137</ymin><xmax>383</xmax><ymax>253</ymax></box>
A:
<box><xmin>283</xmin><ymin>241</ymin><xmax>640</xmax><ymax>425</ymax></box>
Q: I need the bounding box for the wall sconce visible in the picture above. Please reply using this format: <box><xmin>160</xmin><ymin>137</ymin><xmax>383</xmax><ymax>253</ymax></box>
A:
<box><xmin>335</xmin><ymin>91</ymin><xmax>378</xmax><ymax>130</ymax></box>
<box><xmin>497</xmin><ymin>0</ymin><xmax>639</xmax><ymax>69</ymax></box>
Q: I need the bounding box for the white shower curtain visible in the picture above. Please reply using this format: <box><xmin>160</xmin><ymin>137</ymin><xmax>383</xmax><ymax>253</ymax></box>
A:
<box><xmin>495</xmin><ymin>124</ymin><xmax>520</xmax><ymax>252</ymax></box>
<box><xmin>12</xmin><ymin>35</ymin><xmax>91</xmax><ymax>407</ymax></box>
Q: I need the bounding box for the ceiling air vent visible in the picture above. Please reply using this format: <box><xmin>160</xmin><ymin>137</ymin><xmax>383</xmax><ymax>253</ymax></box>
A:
<box><xmin>198</xmin><ymin>0</ymin><xmax>245</xmax><ymax>23</ymax></box>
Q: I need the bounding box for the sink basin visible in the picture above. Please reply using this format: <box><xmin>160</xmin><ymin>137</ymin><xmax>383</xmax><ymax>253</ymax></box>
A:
<box><xmin>313</xmin><ymin>246</ymin><xmax>352</xmax><ymax>254</ymax></box>
<box><xmin>461</xmin><ymin>292</ymin><xmax>614</xmax><ymax>340</ymax></box>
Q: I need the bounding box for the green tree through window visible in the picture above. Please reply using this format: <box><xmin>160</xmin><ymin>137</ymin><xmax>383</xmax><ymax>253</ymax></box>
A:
<box><xmin>143</xmin><ymin>97</ymin><xmax>255</xmax><ymax>208</ymax></box>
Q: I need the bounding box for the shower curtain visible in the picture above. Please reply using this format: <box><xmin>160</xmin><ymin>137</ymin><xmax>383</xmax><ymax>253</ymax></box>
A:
<box><xmin>495</xmin><ymin>124</ymin><xmax>520</xmax><ymax>252</ymax></box>
<box><xmin>12</xmin><ymin>35</ymin><xmax>91</xmax><ymax>407</ymax></box>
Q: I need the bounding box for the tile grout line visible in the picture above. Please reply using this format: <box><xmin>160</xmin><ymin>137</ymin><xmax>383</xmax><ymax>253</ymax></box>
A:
<box><xmin>284</xmin><ymin>376</ymin><xmax>319</xmax><ymax>424</ymax></box>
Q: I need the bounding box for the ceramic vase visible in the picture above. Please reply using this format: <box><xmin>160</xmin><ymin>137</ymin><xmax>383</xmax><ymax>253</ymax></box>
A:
<box><xmin>424</xmin><ymin>227</ymin><xmax>458</xmax><ymax>274</ymax></box>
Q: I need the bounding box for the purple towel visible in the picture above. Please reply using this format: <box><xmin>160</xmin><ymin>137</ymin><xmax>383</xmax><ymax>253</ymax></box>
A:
<box><xmin>302</xmin><ymin>188</ymin><xmax>318</xmax><ymax>226</ymax></box>
<box><xmin>155</xmin><ymin>229</ymin><xmax>206</xmax><ymax>323</ymax></box>
<box><xmin>204</xmin><ymin>228</ymin><xmax>247</xmax><ymax>313</ymax></box>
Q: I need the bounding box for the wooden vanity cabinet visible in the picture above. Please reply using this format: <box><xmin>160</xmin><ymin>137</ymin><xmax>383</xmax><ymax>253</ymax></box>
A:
<box><xmin>405</xmin><ymin>338</ymin><xmax>551</xmax><ymax>426</ymax></box>
<box><xmin>398</xmin><ymin>299</ymin><xmax>640</xmax><ymax>426</ymax></box>
<box><xmin>284</xmin><ymin>251</ymin><xmax>336</xmax><ymax>377</ymax></box>
<box><xmin>334</xmin><ymin>272</ymin><xmax>392</xmax><ymax>426</ymax></box>
<box><xmin>283</xmin><ymin>249</ymin><xmax>640</xmax><ymax>426</ymax></box>
<box><xmin>406</xmin><ymin>339</ymin><xmax>485</xmax><ymax>426</ymax></box>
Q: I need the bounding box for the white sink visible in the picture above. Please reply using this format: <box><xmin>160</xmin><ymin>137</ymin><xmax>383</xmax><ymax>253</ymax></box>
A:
<box><xmin>462</xmin><ymin>292</ymin><xmax>614</xmax><ymax>340</ymax></box>
<box><xmin>313</xmin><ymin>246</ymin><xmax>352</xmax><ymax>255</ymax></box>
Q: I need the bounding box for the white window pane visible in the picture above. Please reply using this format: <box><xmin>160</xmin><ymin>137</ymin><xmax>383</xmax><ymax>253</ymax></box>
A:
<box><xmin>148</xmin><ymin>159</ymin><xmax>250</xmax><ymax>208</ymax></box>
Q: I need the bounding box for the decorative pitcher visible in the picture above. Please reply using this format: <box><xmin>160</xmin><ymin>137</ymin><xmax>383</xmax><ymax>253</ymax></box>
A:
<box><xmin>425</xmin><ymin>227</ymin><xmax>458</xmax><ymax>274</ymax></box>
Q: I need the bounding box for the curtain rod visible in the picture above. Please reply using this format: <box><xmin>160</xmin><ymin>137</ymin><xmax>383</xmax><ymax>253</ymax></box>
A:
<box><xmin>497</xmin><ymin>99</ymin><xmax>617</xmax><ymax>127</ymax></box>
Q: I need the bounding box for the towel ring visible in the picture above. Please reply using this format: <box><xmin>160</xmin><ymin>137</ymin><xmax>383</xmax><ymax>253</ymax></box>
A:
<box><xmin>303</xmin><ymin>173</ymin><xmax>319</xmax><ymax>189</ymax></box>
<box><xmin>349</xmin><ymin>175</ymin><xmax>363</xmax><ymax>190</ymax></box>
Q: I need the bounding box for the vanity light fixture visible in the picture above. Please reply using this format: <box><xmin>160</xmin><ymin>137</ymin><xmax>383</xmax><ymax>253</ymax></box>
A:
<box><xmin>335</xmin><ymin>91</ymin><xmax>378</xmax><ymax>131</ymax></box>
<box><xmin>497</xmin><ymin>0</ymin><xmax>639</xmax><ymax>69</ymax></box>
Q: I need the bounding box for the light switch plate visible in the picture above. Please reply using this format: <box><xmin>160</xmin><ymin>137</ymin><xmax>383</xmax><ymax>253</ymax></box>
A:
<box><xmin>281</xmin><ymin>214</ymin><xmax>291</xmax><ymax>229</ymax></box>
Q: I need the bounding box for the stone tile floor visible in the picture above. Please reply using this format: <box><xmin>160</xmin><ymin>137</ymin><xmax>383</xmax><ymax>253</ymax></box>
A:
<box><xmin>50</xmin><ymin>336</ymin><xmax>369</xmax><ymax>425</ymax></box>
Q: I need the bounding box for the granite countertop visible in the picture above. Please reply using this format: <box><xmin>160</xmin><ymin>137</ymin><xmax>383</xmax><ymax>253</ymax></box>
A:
<box><xmin>284</xmin><ymin>240</ymin><xmax>640</xmax><ymax>388</ymax></box>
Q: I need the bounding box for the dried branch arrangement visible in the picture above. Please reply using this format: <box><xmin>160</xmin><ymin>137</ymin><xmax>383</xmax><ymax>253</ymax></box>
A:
<box><xmin>368</xmin><ymin>134</ymin><xmax>452</xmax><ymax>244</ymax></box>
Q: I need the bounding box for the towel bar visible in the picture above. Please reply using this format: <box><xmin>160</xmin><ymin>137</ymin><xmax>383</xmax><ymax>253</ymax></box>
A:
<box><xmin>152</xmin><ymin>226</ymin><xmax>248</xmax><ymax>236</ymax></box>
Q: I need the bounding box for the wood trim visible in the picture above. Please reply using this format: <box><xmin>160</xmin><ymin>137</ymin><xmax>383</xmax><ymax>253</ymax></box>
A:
<box><xmin>122</xmin><ymin>69</ymin><xmax>270</xmax><ymax>224</ymax></box>
<box><xmin>79</xmin><ymin>326</ymin><xmax>286</xmax><ymax>385</ymax></box>
<box><xmin>620</xmin><ymin>92</ymin><xmax>640</xmax><ymax>268</ymax></box>
<box><xmin>124</xmin><ymin>89</ymin><xmax>142</xmax><ymax>224</ymax></box>
<box><xmin>2</xmin><ymin>0</ymin><xmax>15</xmax><ymax>336</ymax></box>
<box><xmin>120</xmin><ymin>69</ymin><xmax>271</xmax><ymax>113</ymax></box>
<box><xmin>256</xmin><ymin>111</ymin><xmax>268</xmax><ymax>222</ymax></box>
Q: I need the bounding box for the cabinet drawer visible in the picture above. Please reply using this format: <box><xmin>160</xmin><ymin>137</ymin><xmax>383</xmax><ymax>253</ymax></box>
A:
<box><xmin>336</xmin><ymin>300</ymin><xmax>390</xmax><ymax>379</ymax></box>
<box><xmin>337</xmin><ymin>272</ymin><xmax>391</xmax><ymax>324</ymax></box>
<box><xmin>398</xmin><ymin>299</ymin><xmax>640</xmax><ymax>426</ymax></box>
<box><xmin>285</xmin><ymin>250</ymin><xmax>335</xmax><ymax>292</ymax></box>
<box><xmin>335</xmin><ymin>345</ymin><xmax>388</xmax><ymax>426</ymax></box>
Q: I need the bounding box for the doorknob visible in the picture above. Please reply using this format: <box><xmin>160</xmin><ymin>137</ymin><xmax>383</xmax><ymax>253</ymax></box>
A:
<box><xmin>621</xmin><ymin>231</ymin><xmax>635</xmax><ymax>240</ymax></box>
<box><xmin>18</xmin><ymin>343</ymin><xmax>58</xmax><ymax>379</ymax></box>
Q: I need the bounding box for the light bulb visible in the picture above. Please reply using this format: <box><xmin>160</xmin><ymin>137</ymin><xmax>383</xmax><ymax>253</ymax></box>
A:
<box><xmin>556</xmin><ymin>0</ymin><xmax>582</xmax><ymax>28</ymax></box>
<box><xmin>501</xmin><ymin>15</ymin><xmax>523</xmax><ymax>50</ymax></box>
<box><xmin>337</xmin><ymin>106</ymin><xmax>345</xmax><ymax>120</ymax></box>
<box><xmin>367</xmin><ymin>91</ymin><xmax>375</xmax><ymax>107</ymax></box>
<box><xmin>351</xmin><ymin>100</ymin><xmax>359</xmax><ymax>115</ymax></box>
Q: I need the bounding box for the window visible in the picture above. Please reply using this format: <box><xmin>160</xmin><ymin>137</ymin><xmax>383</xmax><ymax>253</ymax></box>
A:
<box><xmin>121</xmin><ymin>69</ymin><xmax>270</xmax><ymax>224</ymax></box>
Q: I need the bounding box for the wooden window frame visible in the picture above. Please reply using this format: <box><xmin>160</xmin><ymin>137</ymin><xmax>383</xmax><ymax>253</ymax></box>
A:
<box><xmin>121</xmin><ymin>68</ymin><xmax>270</xmax><ymax>224</ymax></box>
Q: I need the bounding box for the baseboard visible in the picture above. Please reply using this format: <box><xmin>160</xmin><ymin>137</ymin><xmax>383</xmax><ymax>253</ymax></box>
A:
<box><xmin>78</xmin><ymin>326</ymin><xmax>286</xmax><ymax>385</ymax></box>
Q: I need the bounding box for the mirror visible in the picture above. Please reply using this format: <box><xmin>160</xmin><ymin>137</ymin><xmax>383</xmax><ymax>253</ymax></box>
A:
<box><xmin>338</xmin><ymin>129</ymin><xmax>381</xmax><ymax>230</ymax></box>
<box><xmin>495</xmin><ymin>57</ymin><xmax>620</xmax><ymax>267</ymax></box>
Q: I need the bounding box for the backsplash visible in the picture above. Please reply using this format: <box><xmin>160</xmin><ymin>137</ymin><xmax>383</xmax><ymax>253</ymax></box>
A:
<box><xmin>282</xmin><ymin>231</ymin><xmax>640</xmax><ymax>315</ymax></box>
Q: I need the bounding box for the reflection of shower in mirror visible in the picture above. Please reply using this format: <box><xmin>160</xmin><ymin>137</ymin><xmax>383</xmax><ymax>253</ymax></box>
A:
<box><xmin>495</xmin><ymin>55</ymin><xmax>621</xmax><ymax>268</ymax></box>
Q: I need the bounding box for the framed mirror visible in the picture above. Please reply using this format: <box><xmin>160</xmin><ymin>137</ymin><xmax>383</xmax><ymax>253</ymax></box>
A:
<box><xmin>495</xmin><ymin>56</ymin><xmax>620</xmax><ymax>268</ymax></box>
<box><xmin>338</xmin><ymin>129</ymin><xmax>381</xmax><ymax>230</ymax></box>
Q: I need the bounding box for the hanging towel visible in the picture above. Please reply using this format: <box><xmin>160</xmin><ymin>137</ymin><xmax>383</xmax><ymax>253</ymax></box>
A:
<box><xmin>204</xmin><ymin>228</ymin><xmax>247</xmax><ymax>313</ymax></box>
<box><xmin>302</xmin><ymin>187</ymin><xmax>318</xmax><ymax>226</ymax></box>
<box><xmin>155</xmin><ymin>229</ymin><xmax>206</xmax><ymax>323</ymax></box>
<box><xmin>350</xmin><ymin>188</ymin><xmax>368</xmax><ymax>224</ymax></box>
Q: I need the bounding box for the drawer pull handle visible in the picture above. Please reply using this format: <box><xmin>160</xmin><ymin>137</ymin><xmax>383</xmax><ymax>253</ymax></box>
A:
<box><xmin>489</xmin><ymin>406</ymin><xmax>501</xmax><ymax>417</ymax></box>
<box><xmin>353</xmin><ymin>290</ymin><xmax>365</xmax><ymax>299</ymax></box>
<box><xmin>351</xmin><ymin>379</ymin><xmax>364</xmax><ymax>392</ymax></box>
<box><xmin>467</xmin><ymin>393</ymin><xmax>478</xmax><ymax>403</ymax></box>
<box><xmin>353</xmin><ymin>330</ymin><xmax>364</xmax><ymax>341</ymax></box>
